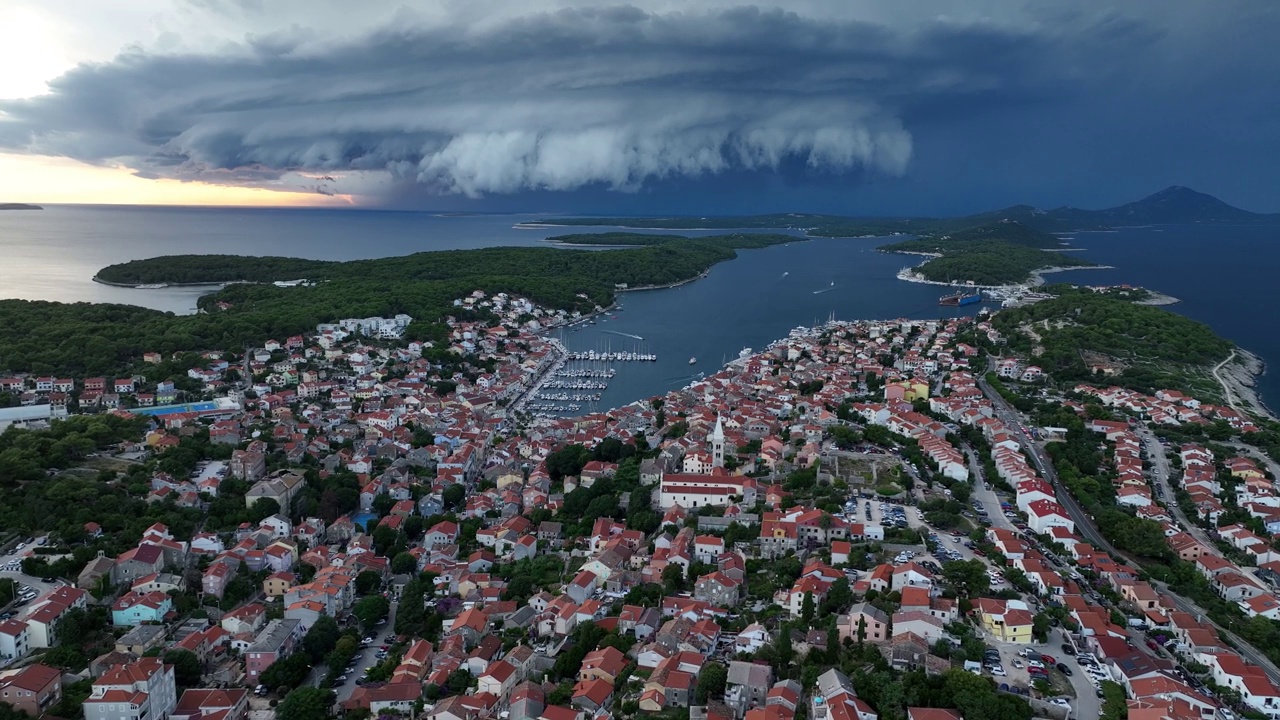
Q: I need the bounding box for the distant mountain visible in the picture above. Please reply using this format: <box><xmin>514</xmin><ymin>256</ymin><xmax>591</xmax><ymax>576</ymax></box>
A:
<box><xmin>973</xmin><ymin>186</ymin><xmax>1279</xmax><ymax>232</ymax></box>
<box><xmin>0</xmin><ymin>203</ymin><xmax>42</xmax><ymax>210</ymax></box>
<box><xmin>525</xmin><ymin>186</ymin><xmax>1278</xmax><ymax>236</ymax></box>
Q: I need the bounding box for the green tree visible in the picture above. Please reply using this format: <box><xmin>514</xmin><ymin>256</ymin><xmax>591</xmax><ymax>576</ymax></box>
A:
<box><xmin>353</xmin><ymin>594</ymin><xmax>390</xmax><ymax>633</ymax></box>
<box><xmin>276</xmin><ymin>687</ymin><xmax>336</xmax><ymax>720</ymax></box>
<box><xmin>302</xmin><ymin>615</ymin><xmax>341</xmax><ymax>663</ymax></box>
<box><xmin>164</xmin><ymin>649</ymin><xmax>202</xmax><ymax>688</ymax></box>
<box><xmin>260</xmin><ymin>653</ymin><xmax>310</xmax><ymax>692</ymax></box>
<box><xmin>392</xmin><ymin>552</ymin><xmax>418</xmax><ymax>575</ymax></box>
<box><xmin>695</xmin><ymin>661</ymin><xmax>729</xmax><ymax>703</ymax></box>
<box><xmin>801</xmin><ymin>591</ymin><xmax>816</xmax><ymax>623</ymax></box>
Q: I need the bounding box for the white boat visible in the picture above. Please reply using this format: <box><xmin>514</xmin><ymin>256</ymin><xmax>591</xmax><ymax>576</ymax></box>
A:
<box><xmin>688</xmin><ymin>357</ymin><xmax>697</xmax><ymax>365</ymax></box>
<box><xmin>738</xmin><ymin>347</ymin><xmax>753</xmax><ymax>359</ymax></box>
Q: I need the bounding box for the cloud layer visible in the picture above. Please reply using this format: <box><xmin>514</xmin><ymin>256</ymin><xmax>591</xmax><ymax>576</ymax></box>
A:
<box><xmin>3</xmin><ymin>1</ymin><xmax>1267</xmax><ymax>203</ymax></box>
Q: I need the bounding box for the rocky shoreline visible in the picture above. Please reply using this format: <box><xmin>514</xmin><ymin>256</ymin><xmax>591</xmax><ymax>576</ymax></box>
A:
<box><xmin>1224</xmin><ymin>349</ymin><xmax>1275</xmax><ymax>421</ymax></box>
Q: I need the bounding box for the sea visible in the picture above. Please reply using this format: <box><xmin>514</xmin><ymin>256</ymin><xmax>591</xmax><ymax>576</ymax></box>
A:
<box><xmin>0</xmin><ymin>205</ymin><xmax>1275</xmax><ymax>411</ymax></box>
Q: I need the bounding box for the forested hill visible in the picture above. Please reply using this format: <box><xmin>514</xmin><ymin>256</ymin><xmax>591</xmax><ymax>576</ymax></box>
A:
<box><xmin>3</xmin><ymin>235</ymin><xmax>795</xmax><ymax>376</ymax></box>
<box><xmin>993</xmin><ymin>288</ymin><xmax>1233</xmax><ymax>398</ymax></box>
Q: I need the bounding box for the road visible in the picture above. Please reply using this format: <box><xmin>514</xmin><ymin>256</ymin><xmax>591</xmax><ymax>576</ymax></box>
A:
<box><xmin>1212</xmin><ymin>350</ymin><xmax>1241</xmax><ymax>412</ymax></box>
<box><xmin>978</xmin><ymin>362</ymin><xmax>1280</xmax><ymax>686</ymax></box>
<box><xmin>332</xmin><ymin>599</ymin><xmax>398</xmax><ymax>701</ymax></box>
<box><xmin>1137</xmin><ymin>428</ymin><xmax>1215</xmax><ymax>549</ymax></box>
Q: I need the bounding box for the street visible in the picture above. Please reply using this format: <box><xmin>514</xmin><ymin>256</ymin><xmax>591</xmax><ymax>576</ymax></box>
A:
<box><xmin>332</xmin><ymin>599</ymin><xmax>398</xmax><ymax>701</ymax></box>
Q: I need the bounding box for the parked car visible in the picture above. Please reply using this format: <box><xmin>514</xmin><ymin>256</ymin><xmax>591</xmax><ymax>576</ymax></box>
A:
<box><xmin>1056</xmin><ymin>663</ymin><xmax>1073</xmax><ymax>675</ymax></box>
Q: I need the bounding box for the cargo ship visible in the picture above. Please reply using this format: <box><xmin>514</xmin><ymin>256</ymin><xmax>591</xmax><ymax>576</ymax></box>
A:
<box><xmin>939</xmin><ymin>291</ymin><xmax>981</xmax><ymax>306</ymax></box>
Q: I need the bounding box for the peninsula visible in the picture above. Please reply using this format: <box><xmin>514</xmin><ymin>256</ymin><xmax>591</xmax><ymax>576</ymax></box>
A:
<box><xmin>1</xmin><ymin>234</ymin><xmax>795</xmax><ymax>378</ymax></box>
<box><xmin>0</xmin><ymin>202</ymin><xmax>42</xmax><ymax>210</ymax></box>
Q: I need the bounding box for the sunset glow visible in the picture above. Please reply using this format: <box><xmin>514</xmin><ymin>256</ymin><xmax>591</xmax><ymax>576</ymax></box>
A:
<box><xmin>0</xmin><ymin>153</ymin><xmax>351</xmax><ymax>207</ymax></box>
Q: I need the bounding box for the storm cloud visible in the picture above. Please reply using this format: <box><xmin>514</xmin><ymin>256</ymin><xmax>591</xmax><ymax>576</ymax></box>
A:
<box><xmin>2</xmin><ymin>1</ymin><xmax>1276</xmax><ymax>207</ymax></box>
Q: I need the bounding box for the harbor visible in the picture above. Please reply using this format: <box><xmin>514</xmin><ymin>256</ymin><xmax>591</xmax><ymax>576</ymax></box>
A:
<box><xmin>517</xmin><ymin>334</ymin><xmax>661</xmax><ymax>418</ymax></box>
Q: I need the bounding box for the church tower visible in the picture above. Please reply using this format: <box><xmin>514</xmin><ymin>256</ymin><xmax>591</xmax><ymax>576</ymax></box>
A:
<box><xmin>711</xmin><ymin>414</ymin><xmax>725</xmax><ymax>468</ymax></box>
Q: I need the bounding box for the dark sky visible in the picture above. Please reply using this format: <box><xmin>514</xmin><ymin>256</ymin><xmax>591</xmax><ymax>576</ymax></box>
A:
<box><xmin>2</xmin><ymin>1</ymin><xmax>1278</xmax><ymax>215</ymax></box>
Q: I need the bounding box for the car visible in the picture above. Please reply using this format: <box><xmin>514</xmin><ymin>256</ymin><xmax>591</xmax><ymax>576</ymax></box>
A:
<box><xmin>40</xmin><ymin>577</ymin><xmax>54</xmax><ymax>583</ymax></box>
<box><xmin>973</xmin><ymin>549</ymin><xmax>985</xmax><ymax>557</ymax></box>
<box><xmin>1060</xmin><ymin>644</ymin><xmax>1076</xmax><ymax>656</ymax></box>
<box><xmin>1050</xmin><ymin>698</ymin><xmax>1071</xmax><ymax>708</ymax></box>
<box><xmin>1056</xmin><ymin>663</ymin><xmax>1073</xmax><ymax>675</ymax></box>
<box><xmin>1040</xmin><ymin>654</ymin><xmax>1056</xmax><ymax>665</ymax></box>
<box><xmin>989</xmin><ymin>666</ymin><xmax>1006</xmax><ymax>676</ymax></box>
<box><xmin>1028</xmin><ymin>660</ymin><xmax>1044</xmax><ymax>670</ymax></box>
<box><xmin>376</xmin><ymin>618</ymin><xmax>387</xmax><ymax>625</ymax></box>
<box><xmin>1011</xmin><ymin>658</ymin><xmax>1023</xmax><ymax>668</ymax></box>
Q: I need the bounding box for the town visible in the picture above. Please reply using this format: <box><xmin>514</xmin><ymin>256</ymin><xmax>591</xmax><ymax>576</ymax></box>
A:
<box><xmin>0</xmin><ymin>288</ymin><xmax>1279</xmax><ymax>720</ymax></box>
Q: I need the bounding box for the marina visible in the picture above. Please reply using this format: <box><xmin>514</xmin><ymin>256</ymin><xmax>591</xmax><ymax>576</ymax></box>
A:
<box><xmin>516</xmin><ymin>336</ymin><xmax>662</xmax><ymax>418</ymax></box>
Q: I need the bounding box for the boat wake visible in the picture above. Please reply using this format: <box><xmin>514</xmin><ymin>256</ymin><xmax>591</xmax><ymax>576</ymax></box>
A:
<box><xmin>812</xmin><ymin>286</ymin><xmax>836</xmax><ymax>295</ymax></box>
<box><xmin>601</xmin><ymin>329</ymin><xmax>644</xmax><ymax>341</ymax></box>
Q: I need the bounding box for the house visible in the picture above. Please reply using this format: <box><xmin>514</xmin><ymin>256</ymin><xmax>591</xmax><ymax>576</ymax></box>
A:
<box><xmin>116</xmin><ymin>624</ymin><xmax>167</xmax><ymax>655</ymax></box>
<box><xmin>580</xmin><ymin>646</ymin><xmax>628</xmax><ymax>685</ymax></box>
<box><xmin>170</xmin><ymin>689</ymin><xmax>249</xmax><ymax>720</ymax></box>
<box><xmin>725</xmin><ymin>660</ymin><xmax>774</xmax><ymax>715</ymax></box>
<box><xmin>243</xmin><ymin>470</ymin><xmax>305</xmax><ymax>509</ymax></box>
<box><xmin>368</xmin><ymin>682</ymin><xmax>423</xmax><ymax>717</ymax></box>
<box><xmin>244</xmin><ymin>619</ymin><xmax>301</xmax><ymax>684</ymax></box>
<box><xmin>571</xmin><ymin>678</ymin><xmax>613</xmax><ymax>713</ymax></box>
<box><xmin>83</xmin><ymin>657</ymin><xmax>178</xmax><ymax>720</ymax></box>
<box><xmin>1025</xmin><ymin>499</ymin><xmax>1075</xmax><ymax>534</ymax></box>
<box><xmin>973</xmin><ymin>598</ymin><xmax>1034</xmax><ymax>644</ymax></box>
<box><xmin>477</xmin><ymin>659</ymin><xmax>519</xmax><ymax>699</ymax></box>
<box><xmin>839</xmin><ymin>603</ymin><xmax>889</xmax><ymax>644</ymax></box>
<box><xmin>24</xmin><ymin>586</ymin><xmax>89</xmax><ymax>649</ymax></box>
<box><xmin>112</xmin><ymin>591</ymin><xmax>174</xmax><ymax>626</ymax></box>
<box><xmin>0</xmin><ymin>663</ymin><xmax>62</xmax><ymax>717</ymax></box>
<box><xmin>694</xmin><ymin>572</ymin><xmax>741</xmax><ymax>608</ymax></box>
<box><xmin>907</xmin><ymin>710</ymin><xmax>961</xmax><ymax>720</ymax></box>
<box><xmin>0</xmin><ymin>619</ymin><xmax>30</xmax><ymax>661</ymax></box>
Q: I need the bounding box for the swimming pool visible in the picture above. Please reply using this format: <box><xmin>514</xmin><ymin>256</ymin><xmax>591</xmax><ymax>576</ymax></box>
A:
<box><xmin>132</xmin><ymin>401</ymin><xmax>220</xmax><ymax>416</ymax></box>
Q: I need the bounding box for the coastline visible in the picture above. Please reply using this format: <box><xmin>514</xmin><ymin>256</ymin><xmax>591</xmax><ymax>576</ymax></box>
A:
<box><xmin>1221</xmin><ymin>348</ymin><xmax>1276</xmax><ymax>422</ymax></box>
<box><xmin>888</xmin><ymin>249</ymin><xmax>1114</xmax><ymax>290</ymax></box>
<box><xmin>92</xmin><ymin>276</ymin><xmax>232</xmax><ymax>290</ymax></box>
<box><xmin>1136</xmin><ymin>291</ymin><xmax>1181</xmax><ymax>306</ymax></box>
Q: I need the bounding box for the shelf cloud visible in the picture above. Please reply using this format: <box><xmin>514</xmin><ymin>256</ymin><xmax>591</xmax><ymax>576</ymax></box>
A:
<box><xmin>1</xmin><ymin>1</ymin><xmax>1270</xmax><ymax>205</ymax></box>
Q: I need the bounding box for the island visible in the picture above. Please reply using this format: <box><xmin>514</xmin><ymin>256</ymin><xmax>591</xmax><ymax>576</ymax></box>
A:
<box><xmin>0</xmin><ymin>203</ymin><xmax>42</xmax><ymax>210</ymax></box>
<box><xmin>877</xmin><ymin>221</ymin><xmax>1098</xmax><ymax>287</ymax></box>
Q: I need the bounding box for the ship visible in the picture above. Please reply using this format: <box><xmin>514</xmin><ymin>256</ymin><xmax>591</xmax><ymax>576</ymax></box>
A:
<box><xmin>688</xmin><ymin>357</ymin><xmax>697</xmax><ymax>365</ymax></box>
<box><xmin>938</xmin><ymin>291</ymin><xmax>981</xmax><ymax>306</ymax></box>
<box><xmin>738</xmin><ymin>347</ymin><xmax>753</xmax><ymax>359</ymax></box>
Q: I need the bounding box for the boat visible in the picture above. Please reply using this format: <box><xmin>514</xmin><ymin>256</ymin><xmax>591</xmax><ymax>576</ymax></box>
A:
<box><xmin>688</xmin><ymin>357</ymin><xmax>697</xmax><ymax>365</ymax></box>
<box><xmin>738</xmin><ymin>347</ymin><xmax>753</xmax><ymax>359</ymax></box>
<box><xmin>939</xmin><ymin>291</ymin><xmax>981</xmax><ymax>306</ymax></box>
